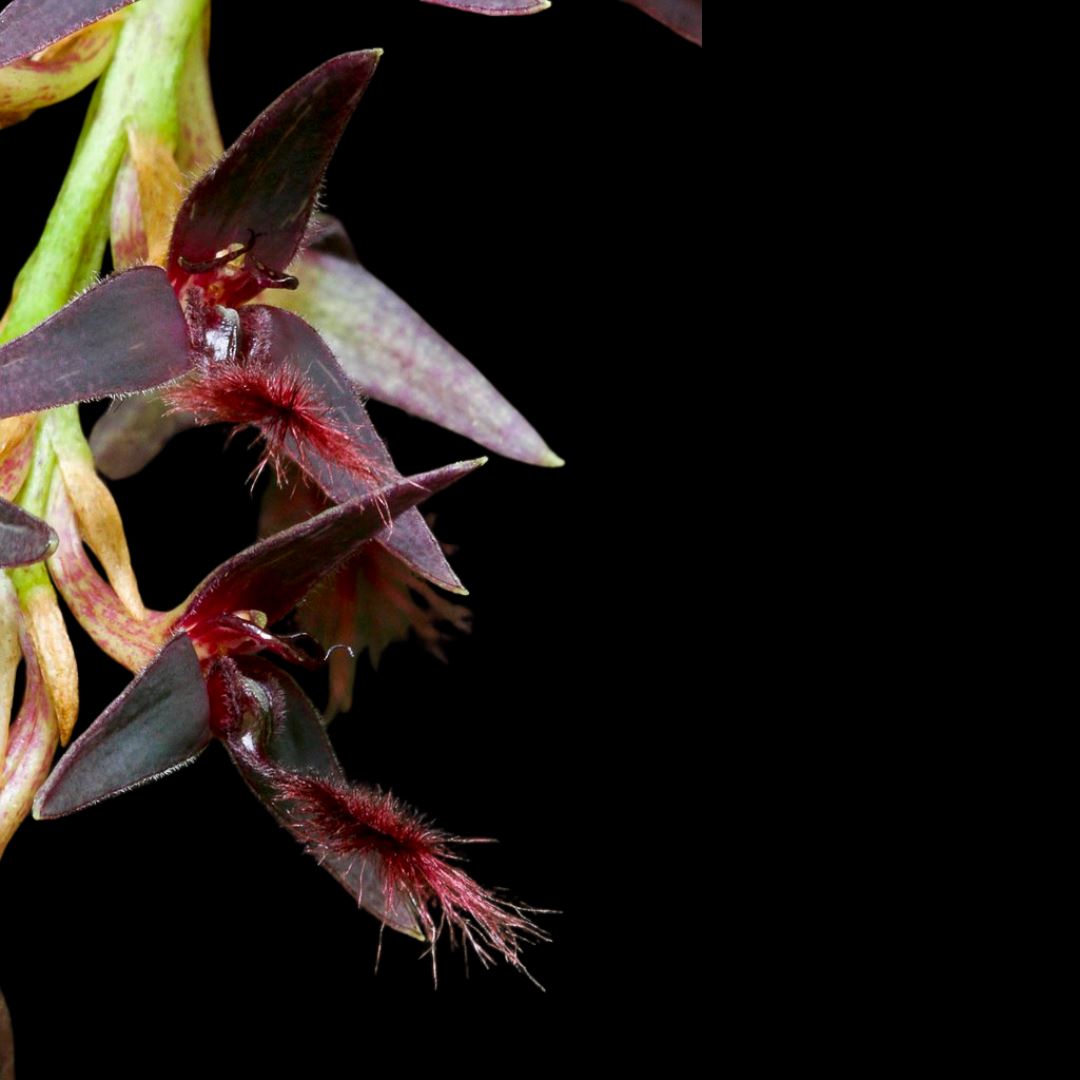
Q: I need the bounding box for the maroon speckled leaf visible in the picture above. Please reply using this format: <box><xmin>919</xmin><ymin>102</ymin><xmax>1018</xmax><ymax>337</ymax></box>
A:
<box><xmin>420</xmin><ymin>0</ymin><xmax>551</xmax><ymax>13</ymax></box>
<box><xmin>275</xmin><ymin>220</ymin><xmax>563</xmax><ymax>468</ymax></box>
<box><xmin>623</xmin><ymin>0</ymin><xmax>703</xmax><ymax>44</ymax></box>
<box><xmin>240</xmin><ymin>305</ymin><xmax>467</xmax><ymax>593</ymax></box>
<box><xmin>0</xmin><ymin>498</ymin><xmax>57</xmax><ymax>568</ymax></box>
<box><xmin>0</xmin><ymin>0</ymin><xmax>136</xmax><ymax>66</ymax></box>
<box><xmin>33</xmin><ymin>634</ymin><xmax>211</xmax><ymax>820</ymax></box>
<box><xmin>220</xmin><ymin>660</ymin><xmax>423</xmax><ymax>936</ymax></box>
<box><xmin>177</xmin><ymin>459</ymin><xmax>483</xmax><ymax>634</ymax></box>
<box><xmin>168</xmin><ymin>52</ymin><xmax>380</xmax><ymax>302</ymax></box>
<box><xmin>0</xmin><ymin>268</ymin><xmax>190</xmax><ymax>419</ymax></box>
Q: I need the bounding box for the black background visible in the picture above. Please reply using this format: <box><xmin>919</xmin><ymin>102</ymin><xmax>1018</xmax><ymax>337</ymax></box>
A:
<box><xmin>1</xmin><ymin>1</ymin><xmax>701</xmax><ymax>1068</ymax></box>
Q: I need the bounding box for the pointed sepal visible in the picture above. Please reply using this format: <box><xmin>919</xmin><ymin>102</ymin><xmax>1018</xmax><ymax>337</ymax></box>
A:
<box><xmin>272</xmin><ymin>220</ymin><xmax>563</xmax><ymax>468</ymax></box>
<box><xmin>237</xmin><ymin>305</ymin><xmax>468</xmax><ymax>593</ymax></box>
<box><xmin>217</xmin><ymin>659</ymin><xmax>424</xmax><ymax>938</ymax></box>
<box><xmin>168</xmin><ymin>52</ymin><xmax>380</xmax><ymax>305</ymax></box>
<box><xmin>0</xmin><ymin>498</ymin><xmax>57</xmax><ymax>568</ymax></box>
<box><xmin>0</xmin><ymin>268</ymin><xmax>191</xmax><ymax>419</ymax></box>
<box><xmin>33</xmin><ymin>634</ymin><xmax>212</xmax><ymax>820</ymax></box>
<box><xmin>177</xmin><ymin>459</ymin><xmax>485</xmax><ymax>634</ymax></box>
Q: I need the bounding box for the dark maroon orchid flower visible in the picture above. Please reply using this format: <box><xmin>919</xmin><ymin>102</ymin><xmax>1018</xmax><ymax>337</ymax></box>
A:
<box><xmin>32</xmin><ymin>457</ymin><xmax>543</xmax><ymax>976</ymax></box>
<box><xmin>0</xmin><ymin>52</ymin><xmax>469</xmax><ymax>592</ymax></box>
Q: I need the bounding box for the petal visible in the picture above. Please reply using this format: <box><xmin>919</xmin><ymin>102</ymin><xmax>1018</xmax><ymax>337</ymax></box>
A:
<box><xmin>273</xmin><ymin>230</ymin><xmax>563</xmax><ymax>468</ymax></box>
<box><xmin>622</xmin><ymin>0</ymin><xmax>703</xmax><ymax>44</ymax></box>
<box><xmin>0</xmin><ymin>498</ymin><xmax>57</xmax><ymax>569</ymax></box>
<box><xmin>219</xmin><ymin>660</ymin><xmax>423</xmax><ymax>938</ymax></box>
<box><xmin>238</xmin><ymin>305</ymin><xmax>468</xmax><ymax>593</ymax></box>
<box><xmin>32</xmin><ymin>634</ymin><xmax>211</xmax><ymax>820</ymax></box>
<box><xmin>0</xmin><ymin>0</ymin><xmax>136</xmax><ymax>66</ymax></box>
<box><xmin>0</xmin><ymin>622</ymin><xmax>58</xmax><ymax>854</ymax></box>
<box><xmin>420</xmin><ymin>0</ymin><xmax>552</xmax><ymax>13</ymax></box>
<box><xmin>168</xmin><ymin>51</ymin><xmax>380</xmax><ymax>301</ymax></box>
<box><xmin>0</xmin><ymin>268</ymin><xmax>191</xmax><ymax>419</ymax></box>
<box><xmin>176</xmin><ymin>458</ymin><xmax>485</xmax><ymax>633</ymax></box>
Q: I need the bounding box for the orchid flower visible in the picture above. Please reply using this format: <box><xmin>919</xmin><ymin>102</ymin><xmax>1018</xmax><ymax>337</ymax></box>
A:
<box><xmin>31</xmin><ymin>458</ymin><xmax>544</xmax><ymax>976</ymax></box>
<box><xmin>1</xmin><ymin>54</ymin><xmax>465</xmax><ymax>592</ymax></box>
<box><xmin>0</xmin><ymin>0</ymin><xmax>576</xmax><ymax>988</ymax></box>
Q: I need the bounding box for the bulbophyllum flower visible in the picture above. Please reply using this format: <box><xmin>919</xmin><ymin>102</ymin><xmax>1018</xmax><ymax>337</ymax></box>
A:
<box><xmin>623</xmin><ymin>0</ymin><xmax>703</xmax><ymax>44</ymax></box>
<box><xmin>32</xmin><ymin>459</ymin><xmax>546</xmax><ymax>977</ymax></box>
<box><xmin>1</xmin><ymin>52</ymin><xmax>468</xmax><ymax>592</ymax></box>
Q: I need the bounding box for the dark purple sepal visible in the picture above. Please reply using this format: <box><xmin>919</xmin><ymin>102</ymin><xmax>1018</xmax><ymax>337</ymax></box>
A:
<box><xmin>177</xmin><ymin>458</ymin><xmax>484</xmax><ymax>634</ymax></box>
<box><xmin>0</xmin><ymin>268</ymin><xmax>191</xmax><ymax>419</ymax></box>
<box><xmin>242</xmin><ymin>305</ymin><xmax>465</xmax><ymax>593</ymax></box>
<box><xmin>32</xmin><ymin>634</ymin><xmax>212</xmax><ymax>820</ymax></box>
<box><xmin>0</xmin><ymin>0</ymin><xmax>136</xmax><ymax>67</ymax></box>
<box><xmin>0</xmin><ymin>498</ymin><xmax>58</xmax><ymax>568</ymax></box>
<box><xmin>168</xmin><ymin>52</ymin><xmax>380</xmax><ymax>304</ymax></box>
<box><xmin>222</xmin><ymin>660</ymin><xmax>423</xmax><ymax>937</ymax></box>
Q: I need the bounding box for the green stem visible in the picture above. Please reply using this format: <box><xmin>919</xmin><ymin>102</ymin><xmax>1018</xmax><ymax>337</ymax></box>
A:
<box><xmin>2</xmin><ymin>0</ymin><xmax>209</xmax><ymax>339</ymax></box>
<box><xmin>1</xmin><ymin>0</ymin><xmax>209</xmax><ymax>603</ymax></box>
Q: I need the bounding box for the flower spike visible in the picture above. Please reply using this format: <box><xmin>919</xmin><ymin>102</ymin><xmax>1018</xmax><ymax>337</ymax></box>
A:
<box><xmin>168</xmin><ymin>51</ymin><xmax>381</xmax><ymax>308</ymax></box>
<box><xmin>0</xmin><ymin>268</ymin><xmax>190</xmax><ymax>419</ymax></box>
<box><xmin>272</xmin><ymin>218</ymin><xmax>564</xmax><ymax>468</ymax></box>
<box><xmin>0</xmin><ymin>499</ymin><xmax>57</xmax><ymax>569</ymax></box>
